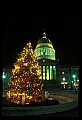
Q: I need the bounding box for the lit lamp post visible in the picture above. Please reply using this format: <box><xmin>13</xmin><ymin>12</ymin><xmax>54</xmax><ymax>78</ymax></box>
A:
<box><xmin>61</xmin><ymin>77</ymin><xmax>68</xmax><ymax>89</ymax></box>
<box><xmin>72</xmin><ymin>74</ymin><xmax>76</xmax><ymax>89</ymax></box>
<box><xmin>72</xmin><ymin>74</ymin><xmax>76</xmax><ymax>79</ymax></box>
<box><xmin>2</xmin><ymin>72</ymin><xmax>7</xmax><ymax>79</ymax></box>
<box><xmin>77</xmin><ymin>79</ymin><xmax>79</xmax><ymax>89</ymax></box>
<box><xmin>2</xmin><ymin>72</ymin><xmax>7</xmax><ymax>91</ymax></box>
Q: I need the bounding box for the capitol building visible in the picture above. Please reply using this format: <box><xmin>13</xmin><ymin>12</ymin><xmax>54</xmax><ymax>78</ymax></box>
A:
<box><xmin>34</xmin><ymin>31</ymin><xmax>58</xmax><ymax>81</ymax></box>
<box><xmin>3</xmin><ymin>31</ymin><xmax>79</xmax><ymax>90</ymax></box>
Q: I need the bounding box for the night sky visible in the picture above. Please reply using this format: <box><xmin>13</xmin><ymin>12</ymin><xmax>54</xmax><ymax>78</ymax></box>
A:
<box><xmin>3</xmin><ymin>2</ymin><xmax>79</xmax><ymax>67</ymax></box>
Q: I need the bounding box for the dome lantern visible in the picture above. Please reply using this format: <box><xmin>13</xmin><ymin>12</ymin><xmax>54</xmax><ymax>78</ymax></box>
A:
<box><xmin>42</xmin><ymin>29</ymin><xmax>46</xmax><ymax>38</ymax></box>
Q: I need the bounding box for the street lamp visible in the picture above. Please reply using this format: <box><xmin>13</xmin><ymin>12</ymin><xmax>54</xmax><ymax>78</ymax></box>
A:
<box><xmin>2</xmin><ymin>72</ymin><xmax>7</xmax><ymax>79</ymax></box>
<box><xmin>72</xmin><ymin>74</ymin><xmax>76</xmax><ymax>79</ymax></box>
<box><xmin>63</xmin><ymin>77</ymin><xmax>65</xmax><ymax>81</ymax></box>
<box><xmin>61</xmin><ymin>77</ymin><xmax>68</xmax><ymax>89</ymax></box>
<box><xmin>2</xmin><ymin>72</ymin><xmax>8</xmax><ymax>90</ymax></box>
<box><xmin>72</xmin><ymin>74</ymin><xmax>77</xmax><ymax>89</ymax></box>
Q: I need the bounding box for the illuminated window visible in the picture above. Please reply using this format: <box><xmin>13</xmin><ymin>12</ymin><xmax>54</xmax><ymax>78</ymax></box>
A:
<box><xmin>43</xmin><ymin>49</ymin><xmax>45</xmax><ymax>55</ymax></box>
<box><xmin>41</xmin><ymin>49</ymin><xmax>43</xmax><ymax>55</ymax></box>
<box><xmin>45</xmin><ymin>49</ymin><xmax>47</xmax><ymax>55</ymax></box>
<box><xmin>43</xmin><ymin>49</ymin><xmax>45</xmax><ymax>52</ymax></box>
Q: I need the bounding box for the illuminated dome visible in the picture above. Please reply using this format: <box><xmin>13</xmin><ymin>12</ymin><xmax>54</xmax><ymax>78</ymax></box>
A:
<box><xmin>34</xmin><ymin>31</ymin><xmax>56</xmax><ymax>60</ymax></box>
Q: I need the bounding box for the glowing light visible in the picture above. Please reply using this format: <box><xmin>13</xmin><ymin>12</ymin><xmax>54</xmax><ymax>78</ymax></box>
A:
<box><xmin>77</xmin><ymin>79</ymin><xmax>79</xmax><ymax>82</ymax></box>
<box><xmin>63</xmin><ymin>78</ymin><xmax>65</xmax><ymax>81</ymax></box>
<box><xmin>72</xmin><ymin>74</ymin><xmax>76</xmax><ymax>78</ymax></box>
<box><xmin>61</xmin><ymin>82</ymin><xmax>68</xmax><ymax>84</ymax></box>
<box><xmin>72</xmin><ymin>81</ymin><xmax>73</xmax><ymax>83</ymax></box>
<box><xmin>62</xmin><ymin>72</ymin><xmax>64</xmax><ymax>74</ymax></box>
<box><xmin>2</xmin><ymin>74</ymin><xmax>6</xmax><ymax>79</ymax></box>
<box><xmin>2</xmin><ymin>72</ymin><xmax>7</xmax><ymax>79</ymax></box>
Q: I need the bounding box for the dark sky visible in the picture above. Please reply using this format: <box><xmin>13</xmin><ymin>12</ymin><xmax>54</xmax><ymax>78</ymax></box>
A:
<box><xmin>3</xmin><ymin>2</ymin><xmax>79</xmax><ymax>67</ymax></box>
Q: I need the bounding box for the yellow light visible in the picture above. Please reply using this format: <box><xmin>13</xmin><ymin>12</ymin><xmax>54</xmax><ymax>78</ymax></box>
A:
<box><xmin>62</xmin><ymin>72</ymin><xmax>64</xmax><ymax>74</ymax></box>
<box><xmin>29</xmin><ymin>96</ymin><xmax>32</xmax><ymax>99</ymax></box>
<box><xmin>18</xmin><ymin>93</ymin><xmax>22</xmax><ymax>95</ymax></box>
<box><xmin>12</xmin><ymin>81</ymin><xmax>14</xmax><ymax>85</ymax></box>
<box><xmin>61</xmin><ymin>82</ymin><xmax>68</xmax><ymax>84</ymax></box>
<box><xmin>26</xmin><ymin>103</ymin><xmax>29</xmax><ymax>104</ymax></box>
<box><xmin>23</xmin><ymin>47</ymin><xmax>25</xmax><ymax>49</ymax></box>
<box><xmin>26</xmin><ymin>95</ymin><xmax>30</xmax><ymax>98</ymax></box>
<box><xmin>22</xmin><ymin>93</ymin><xmax>25</xmax><ymax>95</ymax></box>
<box><xmin>13</xmin><ymin>93</ymin><xmax>17</xmax><ymax>96</ymax></box>
<box><xmin>18</xmin><ymin>58</ymin><xmax>21</xmax><ymax>61</ymax></box>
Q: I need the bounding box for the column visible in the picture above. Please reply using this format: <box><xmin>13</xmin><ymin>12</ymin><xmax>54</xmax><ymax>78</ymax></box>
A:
<box><xmin>53</xmin><ymin>66</ymin><xmax>56</xmax><ymax>80</ymax></box>
<box><xmin>50</xmin><ymin>66</ymin><xmax>52</xmax><ymax>80</ymax></box>
<box><xmin>45</xmin><ymin>66</ymin><xmax>47</xmax><ymax>80</ymax></box>
<box><xmin>49</xmin><ymin>66</ymin><xmax>50</xmax><ymax>80</ymax></box>
<box><xmin>43</xmin><ymin>66</ymin><xmax>45</xmax><ymax>80</ymax></box>
<box><xmin>42</xmin><ymin>66</ymin><xmax>43</xmax><ymax>80</ymax></box>
<box><xmin>46</xmin><ymin>66</ymin><xmax>49</xmax><ymax>80</ymax></box>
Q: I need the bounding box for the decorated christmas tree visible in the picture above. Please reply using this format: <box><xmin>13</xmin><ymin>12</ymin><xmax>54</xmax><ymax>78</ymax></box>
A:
<box><xmin>7</xmin><ymin>42</ymin><xmax>45</xmax><ymax>104</ymax></box>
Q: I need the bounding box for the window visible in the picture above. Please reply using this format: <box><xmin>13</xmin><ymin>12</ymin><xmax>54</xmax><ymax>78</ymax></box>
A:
<box><xmin>45</xmin><ymin>49</ymin><xmax>47</xmax><ymax>55</ymax></box>
<box><xmin>41</xmin><ymin>49</ymin><xmax>43</xmax><ymax>55</ymax></box>
<box><xmin>43</xmin><ymin>49</ymin><xmax>45</xmax><ymax>55</ymax></box>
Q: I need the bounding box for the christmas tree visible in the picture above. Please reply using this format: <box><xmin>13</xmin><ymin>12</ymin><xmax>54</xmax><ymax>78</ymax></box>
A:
<box><xmin>7</xmin><ymin>42</ymin><xmax>45</xmax><ymax>104</ymax></box>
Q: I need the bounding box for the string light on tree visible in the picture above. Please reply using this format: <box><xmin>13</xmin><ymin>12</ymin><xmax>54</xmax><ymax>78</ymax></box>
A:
<box><xmin>7</xmin><ymin>42</ymin><xmax>45</xmax><ymax>104</ymax></box>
